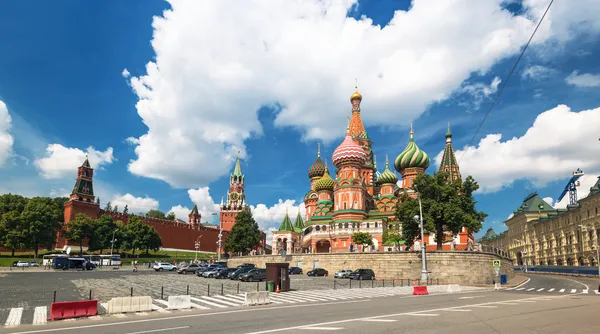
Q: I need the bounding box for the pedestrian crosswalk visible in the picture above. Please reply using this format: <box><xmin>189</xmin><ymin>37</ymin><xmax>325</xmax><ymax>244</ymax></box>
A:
<box><xmin>2</xmin><ymin>286</ymin><xmax>482</xmax><ymax>328</ymax></box>
<box><xmin>506</xmin><ymin>287</ymin><xmax>600</xmax><ymax>294</ymax></box>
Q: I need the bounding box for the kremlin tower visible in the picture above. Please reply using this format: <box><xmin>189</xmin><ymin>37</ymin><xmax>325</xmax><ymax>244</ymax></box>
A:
<box><xmin>219</xmin><ymin>151</ymin><xmax>249</xmax><ymax>231</ymax></box>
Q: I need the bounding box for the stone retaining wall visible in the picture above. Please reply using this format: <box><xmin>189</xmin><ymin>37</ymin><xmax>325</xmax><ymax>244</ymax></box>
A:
<box><xmin>227</xmin><ymin>251</ymin><xmax>514</xmax><ymax>285</ymax></box>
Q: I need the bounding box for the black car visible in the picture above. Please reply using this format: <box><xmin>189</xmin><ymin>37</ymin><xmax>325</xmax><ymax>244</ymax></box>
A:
<box><xmin>215</xmin><ymin>268</ymin><xmax>235</xmax><ymax>279</ymax></box>
<box><xmin>307</xmin><ymin>268</ymin><xmax>328</xmax><ymax>277</ymax></box>
<box><xmin>229</xmin><ymin>267</ymin><xmax>253</xmax><ymax>280</ymax></box>
<box><xmin>236</xmin><ymin>263</ymin><xmax>255</xmax><ymax>269</ymax></box>
<box><xmin>239</xmin><ymin>268</ymin><xmax>267</xmax><ymax>282</ymax></box>
<box><xmin>349</xmin><ymin>269</ymin><xmax>375</xmax><ymax>280</ymax></box>
<box><xmin>289</xmin><ymin>267</ymin><xmax>303</xmax><ymax>275</ymax></box>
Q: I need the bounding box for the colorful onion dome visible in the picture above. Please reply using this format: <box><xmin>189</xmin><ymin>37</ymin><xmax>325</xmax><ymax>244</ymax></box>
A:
<box><xmin>332</xmin><ymin>129</ymin><xmax>366</xmax><ymax>167</ymax></box>
<box><xmin>308</xmin><ymin>143</ymin><xmax>326</xmax><ymax>179</ymax></box>
<box><xmin>377</xmin><ymin>155</ymin><xmax>399</xmax><ymax>185</ymax></box>
<box><xmin>394</xmin><ymin>121</ymin><xmax>430</xmax><ymax>172</ymax></box>
<box><xmin>315</xmin><ymin>167</ymin><xmax>335</xmax><ymax>192</ymax></box>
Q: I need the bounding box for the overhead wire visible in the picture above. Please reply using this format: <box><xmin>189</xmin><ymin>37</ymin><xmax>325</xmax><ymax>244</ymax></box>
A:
<box><xmin>458</xmin><ymin>0</ymin><xmax>555</xmax><ymax>164</ymax></box>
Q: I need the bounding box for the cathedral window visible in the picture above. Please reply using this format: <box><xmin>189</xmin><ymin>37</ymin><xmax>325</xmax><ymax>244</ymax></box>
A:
<box><xmin>366</xmin><ymin>223</ymin><xmax>370</xmax><ymax>228</ymax></box>
<box><xmin>344</xmin><ymin>223</ymin><xmax>348</xmax><ymax>228</ymax></box>
<box><xmin>78</xmin><ymin>197</ymin><xmax>83</xmax><ymax>201</ymax></box>
<box><xmin>338</xmin><ymin>223</ymin><xmax>342</xmax><ymax>229</ymax></box>
<box><xmin>344</xmin><ymin>203</ymin><xmax>347</xmax><ymax>209</ymax></box>
<box><xmin>316</xmin><ymin>226</ymin><xmax>320</xmax><ymax>231</ymax></box>
<box><xmin>375</xmin><ymin>222</ymin><xmax>378</xmax><ymax>228</ymax></box>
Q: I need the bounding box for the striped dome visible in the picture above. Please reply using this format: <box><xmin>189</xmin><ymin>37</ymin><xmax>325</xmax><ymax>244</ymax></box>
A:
<box><xmin>332</xmin><ymin>134</ymin><xmax>366</xmax><ymax>167</ymax></box>
<box><xmin>394</xmin><ymin>124</ymin><xmax>430</xmax><ymax>172</ymax></box>
<box><xmin>308</xmin><ymin>156</ymin><xmax>326</xmax><ymax>179</ymax></box>
<box><xmin>377</xmin><ymin>157</ymin><xmax>399</xmax><ymax>185</ymax></box>
<box><xmin>315</xmin><ymin>168</ymin><xmax>335</xmax><ymax>192</ymax></box>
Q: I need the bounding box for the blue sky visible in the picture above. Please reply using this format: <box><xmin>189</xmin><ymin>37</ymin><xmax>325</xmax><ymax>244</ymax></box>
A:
<box><xmin>1</xmin><ymin>0</ymin><xmax>600</xmax><ymax>239</ymax></box>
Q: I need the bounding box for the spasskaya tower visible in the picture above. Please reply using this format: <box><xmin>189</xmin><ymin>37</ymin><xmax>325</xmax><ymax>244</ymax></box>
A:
<box><xmin>219</xmin><ymin>151</ymin><xmax>249</xmax><ymax>231</ymax></box>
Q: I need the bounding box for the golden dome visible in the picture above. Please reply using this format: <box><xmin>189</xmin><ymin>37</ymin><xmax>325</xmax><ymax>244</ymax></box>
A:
<box><xmin>350</xmin><ymin>89</ymin><xmax>362</xmax><ymax>102</ymax></box>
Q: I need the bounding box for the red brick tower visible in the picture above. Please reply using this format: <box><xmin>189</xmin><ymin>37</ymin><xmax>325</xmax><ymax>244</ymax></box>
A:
<box><xmin>188</xmin><ymin>204</ymin><xmax>201</xmax><ymax>228</ymax></box>
<box><xmin>219</xmin><ymin>151</ymin><xmax>248</xmax><ymax>231</ymax></box>
<box><xmin>63</xmin><ymin>156</ymin><xmax>101</xmax><ymax>223</ymax></box>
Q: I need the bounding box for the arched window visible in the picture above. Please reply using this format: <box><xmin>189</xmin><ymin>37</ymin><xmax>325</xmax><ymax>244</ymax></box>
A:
<box><xmin>344</xmin><ymin>223</ymin><xmax>349</xmax><ymax>228</ymax></box>
<box><xmin>338</xmin><ymin>223</ymin><xmax>342</xmax><ymax>229</ymax></box>
<box><xmin>375</xmin><ymin>222</ymin><xmax>378</xmax><ymax>228</ymax></box>
<box><xmin>322</xmin><ymin>225</ymin><xmax>327</xmax><ymax>231</ymax></box>
<box><xmin>78</xmin><ymin>197</ymin><xmax>83</xmax><ymax>201</ymax></box>
<box><xmin>366</xmin><ymin>223</ymin><xmax>370</xmax><ymax>228</ymax></box>
<box><xmin>315</xmin><ymin>226</ymin><xmax>320</xmax><ymax>231</ymax></box>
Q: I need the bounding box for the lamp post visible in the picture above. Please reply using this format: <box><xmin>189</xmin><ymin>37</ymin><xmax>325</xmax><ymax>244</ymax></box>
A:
<box><xmin>194</xmin><ymin>235</ymin><xmax>202</xmax><ymax>262</ymax></box>
<box><xmin>413</xmin><ymin>186</ymin><xmax>428</xmax><ymax>284</ymax></box>
<box><xmin>217</xmin><ymin>228</ymin><xmax>223</xmax><ymax>262</ymax></box>
<box><xmin>110</xmin><ymin>229</ymin><xmax>118</xmax><ymax>266</ymax></box>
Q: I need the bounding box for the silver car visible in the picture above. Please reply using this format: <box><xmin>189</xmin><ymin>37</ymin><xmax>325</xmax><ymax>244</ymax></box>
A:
<box><xmin>334</xmin><ymin>270</ymin><xmax>353</xmax><ymax>278</ymax></box>
<box><xmin>202</xmin><ymin>266</ymin><xmax>226</xmax><ymax>278</ymax></box>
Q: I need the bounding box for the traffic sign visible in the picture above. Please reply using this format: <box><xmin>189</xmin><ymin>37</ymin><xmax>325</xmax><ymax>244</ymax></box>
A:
<box><xmin>492</xmin><ymin>260</ymin><xmax>501</xmax><ymax>268</ymax></box>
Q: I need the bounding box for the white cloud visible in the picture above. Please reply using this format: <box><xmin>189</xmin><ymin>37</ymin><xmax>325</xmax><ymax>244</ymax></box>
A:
<box><xmin>188</xmin><ymin>186</ymin><xmax>221</xmax><ymax>217</ymax></box>
<box><xmin>34</xmin><ymin>144</ymin><xmax>115</xmax><ymax>179</ymax></box>
<box><xmin>167</xmin><ymin>204</ymin><xmax>191</xmax><ymax>221</ymax></box>
<box><xmin>507</xmin><ymin>213</ymin><xmax>514</xmax><ymax>220</ymax></box>
<box><xmin>521</xmin><ymin>65</ymin><xmax>555</xmax><ymax>81</ymax></box>
<box><xmin>121</xmin><ymin>68</ymin><xmax>131</xmax><ymax>78</ymax></box>
<box><xmin>0</xmin><ymin>101</ymin><xmax>14</xmax><ymax>166</ymax></box>
<box><xmin>453</xmin><ymin>76</ymin><xmax>501</xmax><ymax>111</ymax></box>
<box><xmin>442</xmin><ymin>104</ymin><xmax>600</xmax><ymax>193</ymax></box>
<box><xmin>110</xmin><ymin>193</ymin><xmax>159</xmax><ymax>214</ymax></box>
<box><xmin>552</xmin><ymin>173</ymin><xmax>599</xmax><ymax>209</ymax></box>
<box><xmin>542</xmin><ymin>196</ymin><xmax>554</xmax><ymax>207</ymax></box>
<box><xmin>50</xmin><ymin>188</ymin><xmax>70</xmax><ymax>198</ymax></box>
<box><xmin>252</xmin><ymin>199</ymin><xmax>305</xmax><ymax>242</ymax></box>
<box><xmin>124</xmin><ymin>0</ymin><xmax>600</xmax><ymax>188</ymax></box>
<box><xmin>565</xmin><ymin>70</ymin><xmax>600</xmax><ymax>87</ymax></box>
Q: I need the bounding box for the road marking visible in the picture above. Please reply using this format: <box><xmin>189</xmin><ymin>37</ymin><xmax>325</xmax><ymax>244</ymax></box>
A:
<box><xmin>404</xmin><ymin>313</ymin><xmax>439</xmax><ymax>317</ymax></box>
<box><xmin>3</xmin><ymin>293</ymin><xmax>499</xmax><ymax>334</ymax></box>
<box><xmin>32</xmin><ymin>306</ymin><xmax>47</xmax><ymax>325</ymax></box>
<box><xmin>512</xmin><ymin>277</ymin><xmax>531</xmax><ymax>289</ymax></box>
<box><xmin>199</xmin><ymin>295</ymin><xmax>240</xmax><ymax>307</ymax></box>
<box><xmin>516</xmin><ymin>300</ymin><xmax>536</xmax><ymax>303</ymax></box>
<box><xmin>124</xmin><ymin>326</ymin><xmax>191</xmax><ymax>334</ymax></box>
<box><xmin>190</xmin><ymin>302</ymin><xmax>210</xmax><ymax>310</ymax></box>
<box><xmin>444</xmin><ymin>309</ymin><xmax>471</xmax><ymax>312</ymax></box>
<box><xmin>516</xmin><ymin>288</ymin><xmax>525</xmax><ymax>291</ymax></box>
<box><xmin>582</xmin><ymin>290</ymin><xmax>589</xmax><ymax>294</ymax></box>
<box><xmin>299</xmin><ymin>327</ymin><xmax>344</xmax><ymax>331</ymax></box>
<box><xmin>458</xmin><ymin>296</ymin><xmax>484</xmax><ymax>299</ymax></box>
<box><xmin>595</xmin><ymin>290</ymin><xmax>600</xmax><ymax>295</ymax></box>
<box><xmin>473</xmin><ymin>305</ymin><xmax>497</xmax><ymax>308</ymax></box>
<box><xmin>536</xmin><ymin>288</ymin><xmax>545</xmax><ymax>291</ymax></box>
<box><xmin>112</xmin><ymin>314</ymin><xmax>127</xmax><ymax>318</ymax></box>
<box><xmin>548</xmin><ymin>288</ymin><xmax>555</xmax><ymax>292</ymax></box>
<box><xmin>360</xmin><ymin>319</ymin><xmax>397</xmax><ymax>322</ymax></box>
<box><xmin>559</xmin><ymin>289</ymin><xmax>566</xmax><ymax>293</ymax></box>
<box><xmin>570</xmin><ymin>289</ymin><xmax>577</xmax><ymax>293</ymax></box>
<box><xmin>135</xmin><ymin>312</ymin><xmax>149</xmax><ymax>316</ymax></box>
<box><xmin>154</xmin><ymin>299</ymin><xmax>169</xmax><ymax>307</ymax></box>
<box><xmin>526</xmin><ymin>288</ymin><xmax>535</xmax><ymax>291</ymax></box>
<box><xmin>495</xmin><ymin>302</ymin><xmax>517</xmax><ymax>305</ymax></box>
<box><xmin>89</xmin><ymin>316</ymin><xmax>102</xmax><ymax>320</ymax></box>
<box><xmin>152</xmin><ymin>304</ymin><xmax>170</xmax><ymax>313</ymax></box>
<box><xmin>5</xmin><ymin>307</ymin><xmax>23</xmax><ymax>327</ymax></box>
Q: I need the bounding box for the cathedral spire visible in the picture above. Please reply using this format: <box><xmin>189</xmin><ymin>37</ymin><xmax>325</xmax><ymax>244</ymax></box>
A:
<box><xmin>232</xmin><ymin>151</ymin><xmax>243</xmax><ymax>177</ymax></box>
<box><xmin>438</xmin><ymin>123</ymin><xmax>462</xmax><ymax>182</ymax></box>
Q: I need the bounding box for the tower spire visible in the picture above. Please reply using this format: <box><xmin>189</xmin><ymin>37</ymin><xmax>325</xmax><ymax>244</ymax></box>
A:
<box><xmin>439</xmin><ymin>123</ymin><xmax>461</xmax><ymax>182</ymax></box>
<box><xmin>232</xmin><ymin>151</ymin><xmax>243</xmax><ymax>177</ymax></box>
<box><xmin>385</xmin><ymin>154</ymin><xmax>389</xmax><ymax>168</ymax></box>
<box><xmin>373</xmin><ymin>155</ymin><xmax>377</xmax><ymax>169</ymax></box>
<box><xmin>409</xmin><ymin>121</ymin><xmax>414</xmax><ymax>140</ymax></box>
<box><xmin>317</xmin><ymin>143</ymin><xmax>321</xmax><ymax>158</ymax></box>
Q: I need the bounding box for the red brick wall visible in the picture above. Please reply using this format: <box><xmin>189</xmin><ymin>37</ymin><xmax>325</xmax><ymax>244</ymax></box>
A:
<box><xmin>55</xmin><ymin>199</ymin><xmax>227</xmax><ymax>252</ymax></box>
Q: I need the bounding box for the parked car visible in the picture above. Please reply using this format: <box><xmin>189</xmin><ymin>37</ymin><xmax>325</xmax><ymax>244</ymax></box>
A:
<box><xmin>236</xmin><ymin>263</ymin><xmax>255</xmax><ymax>269</ymax></box>
<box><xmin>334</xmin><ymin>270</ymin><xmax>353</xmax><ymax>278</ymax></box>
<box><xmin>28</xmin><ymin>261</ymin><xmax>39</xmax><ymax>267</ymax></box>
<box><xmin>229</xmin><ymin>267</ymin><xmax>254</xmax><ymax>280</ymax></box>
<box><xmin>16</xmin><ymin>261</ymin><xmax>30</xmax><ymax>267</ymax></box>
<box><xmin>202</xmin><ymin>266</ymin><xmax>226</xmax><ymax>278</ymax></box>
<box><xmin>178</xmin><ymin>263</ymin><xmax>200</xmax><ymax>274</ymax></box>
<box><xmin>195</xmin><ymin>264</ymin><xmax>222</xmax><ymax>277</ymax></box>
<box><xmin>307</xmin><ymin>268</ymin><xmax>328</xmax><ymax>277</ymax></box>
<box><xmin>153</xmin><ymin>262</ymin><xmax>177</xmax><ymax>271</ymax></box>
<box><xmin>289</xmin><ymin>267</ymin><xmax>303</xmax><ymax>275</ymax></box>
<box><xmin>215</xmin><ymin>268</ymin><xmax>236</xmax><ymax>279</ymax></box>
<box><xmin>239</xmin><ymin>268</ymin><xmax>267</xmax><ymax>282</ymax></box>
<box><xmin>213</xmin><ymin>261</ymin><xmax>228</xmax><ymax>267</ymax></box>
<box><xmin>349</xmin><ymin>269</ymin><xmax>375</xmax><ymax>280</ymax></box>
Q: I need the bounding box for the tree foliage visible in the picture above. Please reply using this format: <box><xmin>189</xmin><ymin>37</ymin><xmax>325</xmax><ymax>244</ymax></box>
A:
<box><xmin>224</xmin><ymin>210</ymin><xmax>261</xmax><ymax>255</ymax></box>
<box><xmin>146</xmin><ymin>209</ymin><xmax>166</xmax><ymax>219</ymax></box>
<box><xmin>65</xmin><ymin>213</ymin><xmax>93</xmax><ymax>254</ymax></box>
<box><xmin>396</xmin><ymin>172</ymin><xmax>487</xmax><ymax>250</ymax></box>
<box><xmin>166</xmin><ymin>212</ymin><xmax>176</xmax><ymax>220</ymax></box>
<box><xmin>351</xmin><ymin>231</ymin><xmax>373</xmax><ymax>251</ymax></box>
<box><xmin>20</xmin><ymin>197</ymin><xmax>61</xmax><ymax>258</ymax></box>
<box><xmin>120</xmin><ymin>215</ymin><xmax>162</xmax><ymax>255</ymax></box>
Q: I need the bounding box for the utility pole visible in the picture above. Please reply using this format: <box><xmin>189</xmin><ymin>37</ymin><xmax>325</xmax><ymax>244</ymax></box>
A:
<box><xmin>109</xmin><ymin>229</ymin><xmax>118</xmax><ymax>266</ymax></box>
<box><xmin>414</xmin><ymin>186</ymin><xmax>428</xmax><ymax>284</ymax></box>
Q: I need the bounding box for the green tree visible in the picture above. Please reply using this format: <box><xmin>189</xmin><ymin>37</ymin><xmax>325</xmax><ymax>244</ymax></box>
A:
<box><xmin>141</xmin><ymin>226</ymin><xmax>162</xmax><ymax>254</ymax></box>
<box><xmin>396</xmin><ymin>172</ymin><xmax>487</xmax><ymax>250</ymax></box>
<box><xmin>0</xmin><ymin>211</ymin><xmax>28</xmax><ymax>256</ymax></box>
<box><xmin>120</xmin><ymin>215</ymin><xmax>162</xmax><ymax>256</ymax></box>
<box><xmin>166</xmin><ymin>212</ymin><xmax>176</xmax><ymax>220</ymax></box>
<box><xmin>145</xmin><ymin>209</ymin><xmax>166</xmax><ymax>219</ymax></box>
<box><xmin>65</xmin><ymin>213</ymin><xmax>93</xmax><ymax>255</ymax></box>
<box><xmin>104</xmin><ymin>201</ymin><xmax>112</xmax><ymax>212</ymax></box>
<box><xmin>51</xmin><ymin>197</ymin><xmax>68</xmax><ymax>222</ymax></box>
<box><xmin>351</xmin><ymin>231</ymin><xmax>373</xmax><ymax>252</ymax></box>
<box><xmin>0</xmin><ymin>193</ymin><xmax>28</xmax><ymax>215</ymax></box>
<box><xmin>89</xmin><ymin>214</ymin><xmax>118</xmax><ymax>254</ymax></box>
<box><xmin>224</xmin><ymin>209</ymin><xmax>261</xmax><ymax>255</ymax></box>
<box><xmin>21</xmin><ymin>197</ymin><xmax>61</xmax><ymax>258</ymax></box>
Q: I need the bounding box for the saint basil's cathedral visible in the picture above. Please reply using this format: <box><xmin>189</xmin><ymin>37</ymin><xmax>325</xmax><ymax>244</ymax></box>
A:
<box><xmin>271</xmin><ymin>87</ymin><xmax>471</xmax><ymax>254</ymax></box>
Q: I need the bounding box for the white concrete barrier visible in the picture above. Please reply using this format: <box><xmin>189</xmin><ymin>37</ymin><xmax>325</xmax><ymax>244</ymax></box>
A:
<box><xmin>244</xmin><ymin>291</ymin><xmax>271</xmax><ymax>306</ymax></box>
<box><xmin>168</xmin><ymin>295</ymin><xmax>191</xmax><ymax>310</ymax></box>
<box><xmin>447</xmin><ymin>284</ymin><xmax>462</xmax><ymax>293</ymax></box>
<box><xmin>106</xmin><ymin>296</ymin><xmax>153</xmax><ymax>314</ymax></box>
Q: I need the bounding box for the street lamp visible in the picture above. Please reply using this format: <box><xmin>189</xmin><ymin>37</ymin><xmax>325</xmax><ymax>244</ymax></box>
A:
<box><xmin>109</xmin><ymin>229</ymin><xmax>118</xmax><ymax>266</ymax></box>
<box><xmin>217</xmin><ymin>228</ymin><xmax>223</xmax><ymax>262</ymax></box>
<box><xmin>413</xmin><ymin>185</ymin><xmax>428</xmax><ymax>284</ymax></box>
<box><xmin>194</xmin><ymin>235</ymin><xmax>202</xmax><ymax>262</ymax></box>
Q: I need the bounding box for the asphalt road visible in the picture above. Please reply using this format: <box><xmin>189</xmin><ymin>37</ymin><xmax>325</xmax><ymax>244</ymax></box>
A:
<box><xmin>505</xmin><ymin>273</ymin><xmax>600</xmax><ymax>294</ymax></box>
<box><xmin>2</xmin><ymin>287</ymin><xmax>599</xmax><ymax>334</ymax></box>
